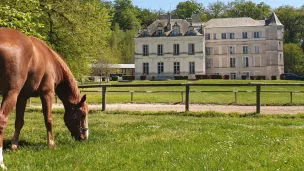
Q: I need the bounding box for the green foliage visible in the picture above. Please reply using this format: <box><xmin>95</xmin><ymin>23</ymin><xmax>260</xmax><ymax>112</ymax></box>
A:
<box><xmin>113</xmin><ymin>0</ymin><xmax>140</xmax><ymax>30</ymax></box>
<box><xmin>227</xmin><ymin>0</ymin><xmax>271</xmax><ymax>19</ymax></box>
<box><xmin>283</xmin><ymin>43</ymin><xmax>304</xmax><ymax>74</ymax></box>
<box><xmin>0</xmin><ymin>0</ymin><xmax>44</xmax><ymax>38</ymax></box>
<box><xmin>207</xmin><ymin>0</ymin><xmax>227</xmax><ymax>18</ymax></box>
<box><xmin>174</xmin><ymin>0</ymin><xmax>204</xmax><ymax>19</ymax></box>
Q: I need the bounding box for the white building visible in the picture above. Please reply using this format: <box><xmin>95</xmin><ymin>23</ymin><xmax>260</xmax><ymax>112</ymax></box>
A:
<box><xmin>134</xmin><ymin>13</ymin><xmax>284</xmax><ymax>80</ymax></box>
<box><xmin>134</xmin><ymin>15</ymin><xmax>205</xmax><ymax>79</ymax></box>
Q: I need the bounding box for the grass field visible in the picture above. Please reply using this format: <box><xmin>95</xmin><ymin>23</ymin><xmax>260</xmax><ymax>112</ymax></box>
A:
<box><xmin>3</xmin><ymin>109</ymin><xmax>304</xmax><ymax>170</ymax></box>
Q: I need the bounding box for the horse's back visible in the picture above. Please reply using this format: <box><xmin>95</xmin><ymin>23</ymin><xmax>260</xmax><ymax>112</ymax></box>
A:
<box><xmin>0</xmin><ymin>28</ymin><xmax>34</xmax><ymax>91</ymax></box>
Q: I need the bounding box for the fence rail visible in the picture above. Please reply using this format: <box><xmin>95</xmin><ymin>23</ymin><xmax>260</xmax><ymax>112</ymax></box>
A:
<box><xmin>78</xmin><ymin>83</ymin><xmax>304</xmax><ymax>113</ymax></box>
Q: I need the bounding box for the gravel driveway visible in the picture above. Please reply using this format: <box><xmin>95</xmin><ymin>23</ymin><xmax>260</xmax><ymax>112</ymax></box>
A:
<box><xmin>48</xmin><ymin>103</ymin><xmax>304</xmax><ymax>114</ymax></box>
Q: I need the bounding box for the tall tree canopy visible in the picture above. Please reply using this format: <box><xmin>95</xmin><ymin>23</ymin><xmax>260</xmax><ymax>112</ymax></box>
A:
<box><xmin>113</xmin><ymin>0</ymin><xmax>140</xmax><ymax>30</ymax></box>
<box><xmin>227</xmin><ymin>0</ymin><xmax>271</xmax><ymax>19</ymax></box>
<box><xmin>174</xmin><ymin>0</ymin><xmax>204</xmax><ymax>19</ymax></box>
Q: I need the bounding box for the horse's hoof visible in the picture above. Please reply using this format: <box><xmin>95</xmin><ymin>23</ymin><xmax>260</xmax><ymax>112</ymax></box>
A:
<box><xmin>11</xmin><ymin>144</ymin><xmax>18</xmax><ymax>152</ymax></box>
<box><xmin>48</xmin><ymin>140</ymin><xmax>56</xmax><ymax>148</ymax></box>
<box><xmin>0</xmin><ymin>161</ymin><xmax>7</xmax><ymax>170</ymax></box>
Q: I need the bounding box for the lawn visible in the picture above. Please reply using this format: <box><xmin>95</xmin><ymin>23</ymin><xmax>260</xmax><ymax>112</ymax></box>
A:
<box><xmin>2</xmin><ymin>79</ymin><xmax>304</xmax><ymax>106</ymax></box>
<box><xmin>3</xmin><ymin>109</ymin><xmax>304</xmax><ymax>170</ymax></box>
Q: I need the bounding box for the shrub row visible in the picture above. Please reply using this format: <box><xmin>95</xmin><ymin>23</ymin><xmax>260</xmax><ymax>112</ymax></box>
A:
<box><xmin>195</xmin><ymin>75</ymin><xmax>228</xmax><ymax>80</ymax></box>
<box><xmin>250</xmin><ymin>76</ymin><xmax>266</xmax><ymax>80</ymax></box>
<box><xmin>175</xmin><ymin>76</ymin><xmax>188</xmax><ymax>80</ymax></box>
<box><xmin>122</xmin><ymin>75</ymin><xmax>135</xmax><ymax>80</ymax></box>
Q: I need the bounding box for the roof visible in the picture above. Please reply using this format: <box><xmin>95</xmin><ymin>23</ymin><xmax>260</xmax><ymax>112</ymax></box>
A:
<box><xmin>108</xmin><ymin>64</ymin><xmax>135</xmax><ymax>69</ymax></box>
<box><xmin>137</xmin><ymin>19</ymin><xmax>203</xmax><ymax>37</ymax></box>
<box><xmin>205</xmin><ymin>17</ymin><xmax>265</xmax><ymax>28</ymax></box>
<box><xmin>265</xmin><ymin>12</ymin><xmax>283</xmax><ymax>26</ymax></box>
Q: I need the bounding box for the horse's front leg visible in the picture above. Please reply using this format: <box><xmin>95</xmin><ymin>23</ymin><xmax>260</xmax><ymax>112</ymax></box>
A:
<box><xmin>11</xmin><ymin>96</ymin><xmax>27</xmax><ymax>152</ymax></box>
<box><xmin>40</xmin><ymin>91</ymin><xmax>55</xmax><ymax>148</ymax></box>
<box><xmin>0</xmin><ymin>90</ymin><xmax>20</xmax><ymax>170</ymax></box>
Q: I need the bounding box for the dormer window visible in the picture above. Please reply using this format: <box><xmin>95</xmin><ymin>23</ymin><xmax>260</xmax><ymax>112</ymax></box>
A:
<box><xmin>157</xmin><ymin>23</ymin><xmax>163</xmax><ymax>36</ymax></box>
<box><xmin>143</xmin><ymin>30</ymin><xmax>149</xmax><ymax>37</ymax></box>
<box><xmin>172</xmin><ymin>22</ymin><xmax>180</xmax><ymax>35</ymax></box>
<box><xmin>188</xmin><ymin>23</ymin><xmax>195</xmax><ymax>35</ymax></box>
<box><xmin>157</xmin><ymin>29</ymin><xmax>163</xmax><ymax>36</ymax></box>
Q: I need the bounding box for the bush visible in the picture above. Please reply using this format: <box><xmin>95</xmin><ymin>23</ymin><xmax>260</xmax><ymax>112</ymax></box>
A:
<box><xmin>111</xmin><ymin>76</ymin><xmax>119</xmax><ymax>81</ymax></box>
<box><xmin>271</xmin><ymin>75</ymin><xmax>277</xmax><ymax>80</ymax></box>
<box><xmin>140</xmin><ymin>75</ymin><xmax>147</xmax><ymax>80</ymax></box>
<box><xmin>250</xmin><ymin>76</ymin><xmax>257</xmax><ymax>80</ymax></box>
<box><xmin>241</xmin><ymin>75</ymin><xmax>246</xmax><ymax>80</ymax></box>
<box><xmin>195</xmin><ymin>75</ymin><xmax>204</xmax><ymax>79</ymax></box>
<box><xmin>223</xmin><ymin>75</ymin><xmax>229</xmax><ymax>80</ymax></box>
<box><xmin>122</xmin><ymin>75</ymin><xmax>135</xmax><ymax>80</ymax></box>
<box><xmin>88</xmin><ymin>76</ymin><xmax>95</xmax><ymax>82</ymax></box>
<box><xmin>256</xmin><ymin>75</ymin><xmax>266</xmax><ymax>80</ymax></box>
<box><xmin>151</xmin><ymin>76</ymin><xmax>155</xmax><ymax>80</ymax></box>
<box><xmin>210</xmin><ymin>75</ymin><xmax>222</xmax><ymax>79</ymax></box>
<box><xmin>175</xmin><ymin>76</ymin><xmax>188</xmax><ymax>80</ymax></box>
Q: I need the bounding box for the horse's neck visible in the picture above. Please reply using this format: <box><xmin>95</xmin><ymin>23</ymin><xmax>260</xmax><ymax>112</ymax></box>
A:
<box><xmin>54</xmin><ymin>59</ymin><xmax>80</xmax><ymax>110</ymax></box>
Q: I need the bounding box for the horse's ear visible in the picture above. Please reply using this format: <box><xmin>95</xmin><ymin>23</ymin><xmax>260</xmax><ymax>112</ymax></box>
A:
<box><xmin>80</xmin><ymin>94</ymin><xmax>87</xmax><ymax>103</ymax></box>
<box><xmin>77</xmin><ymin>95</ymin><xmax>86</xmax><ymax>108</ymax></box>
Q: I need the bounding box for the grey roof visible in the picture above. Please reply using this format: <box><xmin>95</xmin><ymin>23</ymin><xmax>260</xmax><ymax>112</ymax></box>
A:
<box><xmin>265</xmin><ymin>12</ymin><xmax>283</xmax><ymax>25</ymax></box>
<box><xmin>137</xmin><ymin>19</ymin><xmax>203</xmax><ymax>37</ymax></box>
<box><xmin>205</xmin><ymin>17</ymin><xmax>265</xmax><ymax>28</ymax></box>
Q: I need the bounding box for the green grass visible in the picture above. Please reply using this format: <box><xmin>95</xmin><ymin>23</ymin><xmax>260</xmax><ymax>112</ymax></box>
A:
<box><xmin>11</xmin><ymin>79</ymin><xmax>304</xmax><ymax>106</ymax></box>
<box><xmin>3</xmin><ymin>109</ymin><xmax>304</xmax><ymax>170</ymax></box>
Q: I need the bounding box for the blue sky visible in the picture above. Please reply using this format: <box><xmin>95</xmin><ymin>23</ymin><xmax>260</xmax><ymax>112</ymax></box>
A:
<box><xmin>116</xmin><ymin>0</ymin><xmax>303</xmax><ymax>11</ymax></box>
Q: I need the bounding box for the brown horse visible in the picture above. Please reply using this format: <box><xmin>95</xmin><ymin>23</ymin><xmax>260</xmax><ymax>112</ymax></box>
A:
<box><xmin>0</xmin><ymin>28</ymin><xmax>89</xmax><ymax>169</ymax></box>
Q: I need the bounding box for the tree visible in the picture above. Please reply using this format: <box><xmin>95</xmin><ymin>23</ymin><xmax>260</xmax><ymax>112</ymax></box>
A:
<box><xmin>174</xmin><ymin>0</ymin><xmax>204</xmax><ymax>19</ymax></box>
<box><xmin>284</xmin><ymin>43</ymin><xmax>304</xmax><ymax>74</ymax></box>
<box><xmin>275</xmin><ymin>6</ymin><xmax>300</xmax><ymax>44</ymax></box>
<box><xmin>207</xmin><ymin>1</ymin><xmax>227</xmax><ymax>18</ymax></box>
<box><xmin>0</xmin><ymin>0</ymin><xmax>44</xmax><ymax>38</ymax></box>
<box><xmin>113</xmin><ymin>0</ymin><xmax>140</xmax><ymax>30</ymax></box>
<box><xmin>135</xmin><ymin>7</ymin><xmax>158</xmax><ymax>28</ymax></box>
<box><xmin>227</xmin><ymin>0</ymin><xmax>271</xmax><ymax>19</ymax></box>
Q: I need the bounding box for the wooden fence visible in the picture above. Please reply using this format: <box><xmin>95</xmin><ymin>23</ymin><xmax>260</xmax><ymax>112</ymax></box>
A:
<box><xmin>78</xmin><ymin>82</ymin><xmax>304</xmax><ymax>113</ymax></box>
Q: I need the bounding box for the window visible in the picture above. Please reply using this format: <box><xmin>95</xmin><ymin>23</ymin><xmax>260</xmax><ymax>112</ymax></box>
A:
<box><xmin>157</xmin><ymin>62</ymin><xmax>164</xmax><ymax>74</ymax></box>
<box><xmin>229</xmin><ymin>46</ymin><xmax>235</xmax><ymax>54</ymax></box>
<box><xmin>206</xmin><ymin>47</ymin><xmax>212</xmax><ymax>55</ymax></box>
<box><xmin>254</xmin><ymin>32</ymin><xmax>260</xmax><ymax>38</ymax></box>
<box><xmin>243</xmin><ymin>46</ymin><xmax>248</xmax><ymax>54</ymax></box>
<box><xmin>230</xmin><ymin>58</ymin><xmax>236</xmax><ymax>68</ymax></box>
<box><xmin>157</xmin><ymin>29</ymin><xmax>163</xmax><ymax>36</ymax></box>
<box><xmin>229</xmin><ymin>33</ymin><xmax>235</xmax><ymax>39</ymax></box>
<box><xmin>143</xmin><ymin>45</ymin><xmax>149</xmax><ymax>56</ymax></box>
<box><xmin>188</xmin><ymin>43</ymin><xmax>195</xmax><ymax>55</ymax></box>
<box><xmin>206</xmin><ymin>58</ymin><xmax>213</xmax><ymax>68</ymax></box>
<box><xmin>174</xmin><ymin>62</ymin><xmax>180</xmax><ymax>74</ymax></box>
<box><xmin>157</xmin><ymin>44</ymin><xmax>163</xmax><ymax>56</ymax></box>
<box><xmin>230</xmin><ymin>73</ymin><xmax>237</xmax><ymax>80</ymax></box>
<box><xmin>213</xmin><ymin>33</ymin><xmax>217</xmax><ymax>40</ymax></box>
<box><xmin>255</xmin><ymin>46</ymin><xmax>260</xmax><ymax>53</ymax></box>
<box><xmin>143</xmin><ymin>63</ymin><xmax>149</xmax><ymax>75</ymax></box>
<box><xmin>206</xmin><ymin>34</ymin><xmax>211</xmax><ymax>40</ymax></box>
<box><xmin>173</xmin><ymin>44</ymin><xmax>180</xmax><ymax>55</ymax></box>
<box><xmin>172</xmin><ymin>23</ymin><xmax>180</xmax><ymax>35</ymax></box>
<box><xmin>243</xmin><ymin>57</ymin><xmax>249</xmax><ymax>67</ymax></box>
<box><xmin>242</xmin><ymin>32</ymin><xmax>248</xmax><ymax>39</ymax></box>
<box><xmin>189</xmin><ymin>62</ymin><xmax>195</xmax><ymax>74</ymax></box>
<box><xmin>221</xmin><ymin>33</ymin><xmax>226</xmax><ymax>39</ymax></box>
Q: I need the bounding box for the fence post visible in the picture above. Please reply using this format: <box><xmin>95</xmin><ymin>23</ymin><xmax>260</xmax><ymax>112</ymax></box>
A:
<box><xmin>102</xmin><ymin>86</ymin><xmax>107</xmax><ymax>111</ymax></box>
<box><xmin>185</xmin><ymin>85</ymin><xmax>190</xmax><ymax>112</ymax></box>
<box><xmin>234</xmin><ymin>91</ymin><xmax>238</xmax><ymax>103</ymax></box>
<box><xmin>27</xmin><ymin>98</ymin><xmax>31</xmax><ymax>107</ymax></box>
<box><xmin>131</xmin><ymin>91</ymin><xmax>134</xmax><ymax>102</ymax></box>
<box><xmin>256</xmin><ymin>85</ymin><xmax>261</xmax><ymax>114</ymax></box>
<box><xmin>290</xmin><ymin>92</ymin><xmax>293</xmax><ymax>104</ymax></box>
<box><xmin>181</xmin><ymin>92</ymin><xmax>184</xmax><ymax>103</ymax></box>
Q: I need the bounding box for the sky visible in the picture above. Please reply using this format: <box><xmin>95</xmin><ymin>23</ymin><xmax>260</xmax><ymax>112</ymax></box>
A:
<box><xmin>116</xmin><ymin>0</ymin><xmax>303</xmax><ymax>11</ymax></box>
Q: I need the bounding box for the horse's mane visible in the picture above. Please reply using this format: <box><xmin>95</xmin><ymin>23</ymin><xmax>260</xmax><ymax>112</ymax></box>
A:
<box><xmin>30</xmin><ymin>37</ymin><xmax>80</xmax><ymax>104</ymax></box>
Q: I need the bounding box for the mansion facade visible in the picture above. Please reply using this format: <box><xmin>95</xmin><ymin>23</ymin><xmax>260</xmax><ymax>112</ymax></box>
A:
<box><xmin>134</xmin><ymin>13</ymin><xmax>284</xmax><ymax>80</ymax></box>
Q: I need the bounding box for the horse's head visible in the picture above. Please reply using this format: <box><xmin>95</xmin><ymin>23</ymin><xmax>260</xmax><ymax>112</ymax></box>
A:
<box><xmin>64</xmin><ymin>95</ymin><xmax>89</xmax><ymax>141</ymax></box>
